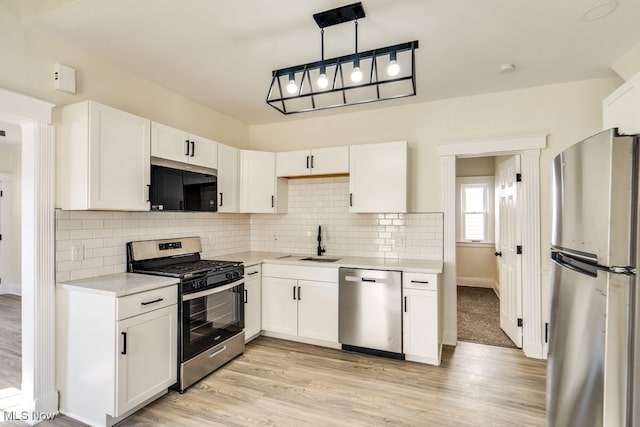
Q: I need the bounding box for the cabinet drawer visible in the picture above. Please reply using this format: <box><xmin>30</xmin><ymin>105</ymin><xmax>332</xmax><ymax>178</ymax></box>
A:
<box><xmin>403</xmin><ymin>273</ymin><xmax>438</xmax><ymax>291</ymax></box>
<box><xmin>117</xmin><ymin>285</ymin><xmax>178</xmax><ymax>321</ymax></box>
<box><xmin>245</xmin><ymin>264</ymin><xmax>262</xmax><ymax>279</ymax></box>
<box><xmin>262</xmin><ymin>263</ymin><xmax>338</xmax><ymax>282</ymax></box>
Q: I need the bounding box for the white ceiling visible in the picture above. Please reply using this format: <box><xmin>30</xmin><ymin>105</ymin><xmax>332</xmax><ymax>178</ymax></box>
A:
<box><xmin>26</xmin><ymin>0</ymin><xmax>640</xmax><ymax>125</ymax></box>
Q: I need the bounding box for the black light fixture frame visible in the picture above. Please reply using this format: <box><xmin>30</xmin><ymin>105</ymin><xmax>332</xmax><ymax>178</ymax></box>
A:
<box><xmin>266</xmin><ymin>2</ymin><xmax>419</xmax><ymax>115</ymax></box>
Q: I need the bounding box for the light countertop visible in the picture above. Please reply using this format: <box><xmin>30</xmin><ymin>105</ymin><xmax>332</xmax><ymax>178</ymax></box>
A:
<box><xmin>217</xmin><ymin>251</ymin><xmax>443</xmax><ymax>274</ymax></box>
<box><xmin>57</xmin><ymin>272</ymin><xmax>179</xmax><ymax>297</ymax></box>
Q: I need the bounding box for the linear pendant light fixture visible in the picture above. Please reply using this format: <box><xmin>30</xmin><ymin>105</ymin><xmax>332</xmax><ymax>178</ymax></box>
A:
<box><xmin>266</xmin><ymin>2</ymin><xmax>419</xmax><ymax>115</ymax></box>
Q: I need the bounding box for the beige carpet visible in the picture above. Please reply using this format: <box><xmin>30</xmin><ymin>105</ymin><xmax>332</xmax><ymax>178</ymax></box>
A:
<box><xmin>457</xmin><ymin>286</ymin><xmax>517</xmax><ymax>348</ymax></box>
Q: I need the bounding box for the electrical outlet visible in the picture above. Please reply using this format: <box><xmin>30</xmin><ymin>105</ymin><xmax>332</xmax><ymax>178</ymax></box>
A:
<box><xmin>395</xmin><ymin>233</ymin><xmax>406</xmax><ymax>247</ymax></box>
<box><xmin>273</xmin><ymin>234</ymin><xmax>278</xmax><ymax>241</ymax></box>
<box><xmin>71</xmin><ymin>246</ymin><xmax>84</xmax><ymax>261</ymax></box>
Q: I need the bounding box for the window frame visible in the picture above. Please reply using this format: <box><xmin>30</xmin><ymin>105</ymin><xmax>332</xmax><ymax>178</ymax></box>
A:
<box><xmin>456</xmin><ymin>175</ymin><xmax>495</xmax><ymax>244</ymax></box>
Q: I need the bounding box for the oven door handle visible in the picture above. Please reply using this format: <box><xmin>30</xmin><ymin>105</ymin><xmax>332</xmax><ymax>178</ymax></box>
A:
<box><xmin>182</xmin><ymin>279</ymin><xmax>245</xmax><ymax>301</ymax></box>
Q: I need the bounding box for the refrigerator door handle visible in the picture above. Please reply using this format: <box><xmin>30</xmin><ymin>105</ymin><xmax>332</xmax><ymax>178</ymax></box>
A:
<box><xmin>552</xmin><ymin>251</ymin><xmax>635</xmax><ymax>277</ymax></box>
<box><xmin>552</xmin><ymin>251</ymin><xmax>598</xmax><ymax>277</ymax></box>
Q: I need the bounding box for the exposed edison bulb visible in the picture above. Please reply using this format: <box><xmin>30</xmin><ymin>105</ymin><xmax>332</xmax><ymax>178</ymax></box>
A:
<box><xmin>286</xmin><ymin>79</ymin><xmax>297</xmax><ymax>95</ymax></box>
<box><xmin>351</xmin><ymin>67</ymin><xmax>363</xmax><ymax>83</ymax></box>
<box><xmin>317</xmin><ymin>73</ymin><xmax>329</xmax><ymax>89</ymax></box>
<box><xmin>387</xmin><ymin>60</ymin><xmax>400</xmax><ymax>76</ymax></box>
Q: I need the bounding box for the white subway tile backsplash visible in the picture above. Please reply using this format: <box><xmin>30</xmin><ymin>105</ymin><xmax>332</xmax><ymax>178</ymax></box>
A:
<box><xmin>55</xmin><ymin>176</ymin><xmax>442</xmax><ymax>282</ymax></box>
<box><xmin>251</xmin><ymin>177</ymin><xmax>442</xmax><ymax>260</ymax></box>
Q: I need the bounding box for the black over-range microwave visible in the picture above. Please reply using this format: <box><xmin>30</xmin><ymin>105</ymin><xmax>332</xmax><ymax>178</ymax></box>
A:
<box><xmin>150</xmin><ymin>165</ymin><xmax>217</xmax><ymax>212</ymax></box>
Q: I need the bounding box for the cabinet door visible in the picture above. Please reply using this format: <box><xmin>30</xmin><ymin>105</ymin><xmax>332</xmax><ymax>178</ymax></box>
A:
<box><xmin>403</xmin><ymin>289</ymin><xmax>438</xmax><ymax>360</ymax></box>
<box><xmin>297</xmin><ymin>280</ymin><xmax>339</xmax><ymax>343</ymax></box>
<box><xmin>89</xmin><ymin>102</ymin><xmax>151</xmax><ymax>211</ymax></box>
<box><xmin>349</xmin><ymin>141</ymin><xmax>407</xmax><ymax>213</ymax></box>
<box><xmin>217</xmin><ymin>143</ymin><xmax>240</xmax><ymax>213</ymax></box>
<box><xmin>603</xmin><ymin>72</ymin><xmax>640</xmax><ymax>135</ymax></box>
<box><xmin>310</xmin><ymin>146</ymin><xmax>349</xmax><ymax>175</ymax></box>
<box><xmin>261</xmin><ymin>277</ymin><xmax>297</xmax><ymax>335</ymax></box>
<box><xmin>240</xmin><ymin>150</ymin><xmax>276</xmax><ymax>213</ymax></box>
<box><xmin>276</xmin><ymin>150</ymin><xmax>311</xmax><ymax>177</ymax></box>
<box><xmin>244</xmin><ymin>277</ymin><xmax>262</xmax><ymax>342</ymax></box>
<box><xmin>151</xmin><ymin>122</ymin><xmax>190</xmax><ymax>164</ymax></box>
<box><xmin>115</xmin><ymin>304</ymin><xmax>177</xmax><ymax>416</ymax></box>
<box><xmin>189</xmin><ymin>134</ymin><xmax>217</xmax><ymax>169</ymax></box>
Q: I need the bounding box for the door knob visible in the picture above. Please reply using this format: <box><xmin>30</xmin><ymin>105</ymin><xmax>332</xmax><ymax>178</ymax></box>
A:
<box><xmin>495</xmin><ymin>251</ymin><xmax>502</xmax><ymax>257</ymax></box>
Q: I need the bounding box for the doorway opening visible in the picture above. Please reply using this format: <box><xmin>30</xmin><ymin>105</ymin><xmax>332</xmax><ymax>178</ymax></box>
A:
<box><xmin>439</xmin><ymin>133</ymin><xmax>546</xmax><ymax>359</ymax></box>
<box><xmin>0</xmin><ymin>122</ymin><xmax>23</xmax><ymax>409</ymax></box>
<box><xmin>455</xmin><ymin>155</ymin><xmax>519</xmax><ymax>349</ymax></box>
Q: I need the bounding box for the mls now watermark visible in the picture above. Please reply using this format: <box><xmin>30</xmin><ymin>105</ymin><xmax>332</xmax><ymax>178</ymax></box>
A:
<box><xmin>3</xmin><ymin>410</ymin><xmax>57</xmax><ymax>421</ymax></box>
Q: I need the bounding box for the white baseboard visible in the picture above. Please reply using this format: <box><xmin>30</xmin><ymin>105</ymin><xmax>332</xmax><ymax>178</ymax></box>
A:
<box><xmin>457</xmin><ymin>276</ymin><xmax>495</xmax><ymax>289</ymax></box>
<box><xmin>0</xmin><ymin>282</ymin><xmax>21</xmax><ymax>296</ymax></box>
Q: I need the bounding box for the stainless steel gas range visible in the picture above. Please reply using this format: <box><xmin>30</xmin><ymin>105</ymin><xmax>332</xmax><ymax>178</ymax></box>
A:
<box><xmin>126</xmin><ymin>237</ymin><xmax>245</xmax><ymax>393</ymax></box>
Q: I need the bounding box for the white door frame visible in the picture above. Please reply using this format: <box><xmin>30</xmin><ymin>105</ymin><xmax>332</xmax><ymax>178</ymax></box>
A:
<box><xmin>0</xmin><ymin>87</ymin><xmax>57</xmax><ymax>422</ymax></box>
<box><xmin>439</xmin><ymin>134</ymin><xmax>546</xmax><ymax>359</ymax></box>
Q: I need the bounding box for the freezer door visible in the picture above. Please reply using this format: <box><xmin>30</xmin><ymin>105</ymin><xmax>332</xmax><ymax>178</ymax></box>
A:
<box><xmin>548</xmin><ymin>251</ymin><xmax>633</xmax><ymax>427</ymax></box>
<box><xmin>548</xmin><ymin>252</ymin><xmax>606</xmax><ymax>427</ymax></box>
<box><xmin>551</xmin><ymin>129</ymin><xmax>636</xmax><ymax>267</ymax></box>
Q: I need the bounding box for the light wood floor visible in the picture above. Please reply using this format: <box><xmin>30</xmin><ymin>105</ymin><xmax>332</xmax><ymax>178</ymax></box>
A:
<box><xmin>1</xmin><ymin>295</ymin><xmax>547</xmax><ymax>426</ymax></box>
<box><xmin>0</xmin><ymin>294</ymin><xmax>21</xmax><ymax>390</ymax></box>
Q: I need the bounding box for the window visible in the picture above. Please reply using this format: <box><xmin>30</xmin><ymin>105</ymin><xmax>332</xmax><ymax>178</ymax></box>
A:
<box><xmin>456</xmin><ymin>176</ymin><xmax>494</xmax><ymax>244</ymax></box>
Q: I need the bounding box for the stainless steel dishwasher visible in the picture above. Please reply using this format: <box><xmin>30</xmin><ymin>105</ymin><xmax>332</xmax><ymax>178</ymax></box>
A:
<box><xmin>338</xmin><ymin>268</ymin><xmax>404</xmax><ymax>359</ymax></box>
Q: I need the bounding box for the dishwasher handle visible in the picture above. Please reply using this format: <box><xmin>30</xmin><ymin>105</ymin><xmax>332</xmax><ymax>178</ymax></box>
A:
<box><xmin>361</xmin><ymin>278</ymin><xmax>376</xmax><ymax>283</ymax></box>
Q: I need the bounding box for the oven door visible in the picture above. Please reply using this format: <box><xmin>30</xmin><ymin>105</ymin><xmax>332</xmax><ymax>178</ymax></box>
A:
<box><xmin>181</xmin><ymin>279</ymin><xmax>244</xmax><ymax>362</ymax></box>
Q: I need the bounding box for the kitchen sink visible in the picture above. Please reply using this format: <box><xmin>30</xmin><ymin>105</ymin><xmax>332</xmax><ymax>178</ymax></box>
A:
<box><xmin>300</xmin><ymin>257</ymin><xmax>341</xmax><ymax>263</ymax></box>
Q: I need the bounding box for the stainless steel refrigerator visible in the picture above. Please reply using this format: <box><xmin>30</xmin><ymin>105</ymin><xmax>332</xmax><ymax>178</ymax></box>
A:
<box><xmin>548</xmin><ymin>128</ymin><xmax>639</xmax><ymax>426</ymax></box>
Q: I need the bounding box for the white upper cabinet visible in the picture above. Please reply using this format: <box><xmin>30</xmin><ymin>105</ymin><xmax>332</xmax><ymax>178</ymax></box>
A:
<box><xmin>151</xmin><ymin>122</ymin><xmax>217</xmax><ymax>169</ymax></box>
<box><xmin>57</xmin><ymin>100</ymin><xmax>151</xmax><ymax>211</ymax></box>
<box><xmin>276</xmin><ymin>146</ymin><xmax>349</xmax><ymax>177</ymax></box>
<box><xmin>217</xmin><ymin>143</ymin><xmax>240</xmax><ymax>213</ymax></box>
<box><xmin>240</xmin><ymin>149</ymin><xmax>288</xmax><ymax>213</ymax></box>
<box><xmin>349</xmin><ymin>141</ymin><xmax>408</xmax><ymax>213</ymax></box>
<box><xmin>603</xmin><ymin>71</ymin><xmax>640</xmax><ymax>135</ymax></box>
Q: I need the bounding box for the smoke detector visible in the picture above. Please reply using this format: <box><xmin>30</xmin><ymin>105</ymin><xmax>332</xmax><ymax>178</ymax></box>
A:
<box><xmin>499</xmin><ymin>64</ymin><xmax>516</xmax><ymax>73</ymax></box>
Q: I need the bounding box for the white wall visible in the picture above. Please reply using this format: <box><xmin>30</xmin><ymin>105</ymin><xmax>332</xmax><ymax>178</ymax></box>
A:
<box><xmin>0</xmin><ymin>144</ymin><xmax>21</xmax><ymax>294</ymax></box>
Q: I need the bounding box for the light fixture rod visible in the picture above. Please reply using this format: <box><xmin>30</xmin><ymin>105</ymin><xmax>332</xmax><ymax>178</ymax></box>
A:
<box><xmin>321</xmin><ymin>28</ymin><xmax>325</xmax><ymax>62</ymax></box>
<box><xmin>354</xmin><ymin>19</ymin><xmax>358</xmax><ymax>56</ymax></box>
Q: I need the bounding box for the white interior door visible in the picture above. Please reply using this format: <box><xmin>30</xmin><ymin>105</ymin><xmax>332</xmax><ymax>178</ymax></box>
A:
<box><xmin>496</xmin><ymin>155</ymin><xmax>522</xmax><ymax>348</ymax></box>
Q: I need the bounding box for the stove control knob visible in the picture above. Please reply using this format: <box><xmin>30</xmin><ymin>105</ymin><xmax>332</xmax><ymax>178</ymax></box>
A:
<box><xmin>226</xmin><ymin>273</ymin><xmax>232</xmax><ymax>279</ymax></box>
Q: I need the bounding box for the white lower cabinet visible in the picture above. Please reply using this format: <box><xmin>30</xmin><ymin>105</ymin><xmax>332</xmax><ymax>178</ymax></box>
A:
<box><xmin>262</xmin><ymin>264</ymin><xmax>339</xmax><ymax>346</ymax></box>
<box><xmin>57</xmin><ymin>282</ymin><xmax>178</xmax><ymax>427</ymax></box>
<box><xmin>116</xmin><ymin>305</ymin><xmax>176</xmax><ymax>415</ymax></box>
<box><xmin>402</xmin><ymin>272</ymin><xmax>442</xmax><ymax>365</ymax></box>
<box><xmin>244</xmin><ymin>264</ymin><xmax>262</xmax><ymax>342</ymax></box>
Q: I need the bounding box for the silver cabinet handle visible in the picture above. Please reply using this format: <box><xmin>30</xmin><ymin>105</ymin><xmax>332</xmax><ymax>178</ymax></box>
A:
<box><xmin>209</xmin><ymin>346</ymin><xmax>227</xmax><ymax>358</ymax></box>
